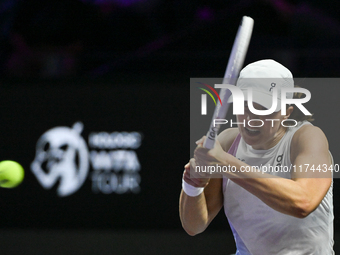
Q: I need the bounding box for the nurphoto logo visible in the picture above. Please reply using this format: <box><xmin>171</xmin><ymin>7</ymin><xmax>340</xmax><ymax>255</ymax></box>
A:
<box><xmin>198</xmin><ymin>83</ymin><xmax>312</xmax><ymax>128</ymax></box>
<box><xmin>197</xmin><ymin>82</ymin><xmax>222</xmax><ymax>115</ymax></box>
<box><xmin>213</xmin><ymin>84</ymin><xmax>311</xmax><ymax>116</ymax></box>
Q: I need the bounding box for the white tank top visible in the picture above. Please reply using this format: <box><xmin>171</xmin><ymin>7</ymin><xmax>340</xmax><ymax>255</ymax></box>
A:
<box><xmin>223</xmin><ymin>121</ymin><xmax>334</xmax><ymax>255</ymax></box>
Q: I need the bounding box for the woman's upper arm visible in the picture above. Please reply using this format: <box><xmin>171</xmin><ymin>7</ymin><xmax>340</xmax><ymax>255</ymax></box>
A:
<box><xmin>291</xmin><ymin>125</ymin><xmax>332</xmax><ymax>212</ymax></box>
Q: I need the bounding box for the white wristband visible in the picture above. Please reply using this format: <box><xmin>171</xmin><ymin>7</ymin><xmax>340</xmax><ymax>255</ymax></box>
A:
<box><xmin>182</xmin><ymin>179</ymin><xmax>204</xmax><ymax>197</ymax></box>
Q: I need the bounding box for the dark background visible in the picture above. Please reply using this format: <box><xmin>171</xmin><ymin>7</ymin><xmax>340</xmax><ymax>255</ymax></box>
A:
<box><xmin>0</xmin><ymin>0</ymin><xmax>340</xmax><ymax>254</ymax></box>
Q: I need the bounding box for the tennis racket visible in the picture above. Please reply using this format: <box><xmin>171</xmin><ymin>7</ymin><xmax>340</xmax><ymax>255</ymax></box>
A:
<box><xmin>203</xmin><ymin>16</ymin><xmax>254</xmax><ymax>149</ymax></box>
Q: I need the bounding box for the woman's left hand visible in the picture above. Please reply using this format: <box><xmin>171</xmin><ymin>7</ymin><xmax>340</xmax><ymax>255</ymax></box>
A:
<box><xmin>194</xmin><ymin>136</ymin><xmax>227</xmax><ymax>169</ymax></box>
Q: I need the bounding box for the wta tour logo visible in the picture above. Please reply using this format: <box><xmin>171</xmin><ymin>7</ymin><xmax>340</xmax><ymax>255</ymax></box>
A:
<box><xmin>31</xmin><ymin>122</ymin><xmax>89</xmax><ymax>197</ymax></box>
<box><xmin>31</xmin><ymin>122</ymin><xmax>142</xmax><ymax>197</ymax></box>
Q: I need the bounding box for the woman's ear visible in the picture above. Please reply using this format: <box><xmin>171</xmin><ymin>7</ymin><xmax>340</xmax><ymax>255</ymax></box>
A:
<box><xmin>284</xmin><ymin>106</ymin><xmax>294</xmax><ymax>119</ymax></box>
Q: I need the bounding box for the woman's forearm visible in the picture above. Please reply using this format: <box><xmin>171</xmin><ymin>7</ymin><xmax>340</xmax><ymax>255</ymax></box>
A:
<box><xmin>179</xmin><ymin>190</ymin><xmax>210</xmax><ymax>235</ymax></box>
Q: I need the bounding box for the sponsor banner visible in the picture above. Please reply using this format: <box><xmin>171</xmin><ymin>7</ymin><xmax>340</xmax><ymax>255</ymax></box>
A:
<box><xmin>0</xmin><ymin>81</ymin><xmax>188</xmax><ymax>229</ymax></box>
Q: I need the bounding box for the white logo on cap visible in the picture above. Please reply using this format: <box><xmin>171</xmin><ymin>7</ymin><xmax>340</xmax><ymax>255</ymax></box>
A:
<box><xmin>269</xmin><ymin>83</ymin><xmax>276</xmax><ymax>92</ymax></box>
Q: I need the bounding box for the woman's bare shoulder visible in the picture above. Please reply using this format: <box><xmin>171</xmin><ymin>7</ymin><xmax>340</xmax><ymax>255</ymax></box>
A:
<box><xmin>291</xmin><ymin>124</ymin><xmax>329</xmax><ymax>163</ymax></box>
<box><xmin>217</xmin><ymin>128</ymin><xmax>240</xmax><ymax>152</ymax></box>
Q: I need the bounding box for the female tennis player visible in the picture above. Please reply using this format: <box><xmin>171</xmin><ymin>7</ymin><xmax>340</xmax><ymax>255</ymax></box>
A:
<box><xmin>180</xmin><ymin>60</ymin><xmax>334</xmax><ymax>254</ymax></box>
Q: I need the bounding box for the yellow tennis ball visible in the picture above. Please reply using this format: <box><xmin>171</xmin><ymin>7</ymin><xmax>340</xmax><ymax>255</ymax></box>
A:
<box><xmin>0</xmin><ymin>160</ymin><xmax>24</xmax><ymax>188</ymax></box>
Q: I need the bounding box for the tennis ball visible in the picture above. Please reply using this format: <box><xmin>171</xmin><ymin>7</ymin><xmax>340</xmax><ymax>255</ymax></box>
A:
<box><xmin>0</xmin><ymin>160</ymin><xmax>24</xmax><ymax>188</ymax></box>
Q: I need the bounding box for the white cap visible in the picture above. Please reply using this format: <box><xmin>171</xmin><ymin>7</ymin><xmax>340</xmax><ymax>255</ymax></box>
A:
<box><xmin>228</xmin><ymin>59</ymin><xmax>294</xmax><ymax>111</ymax></box>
